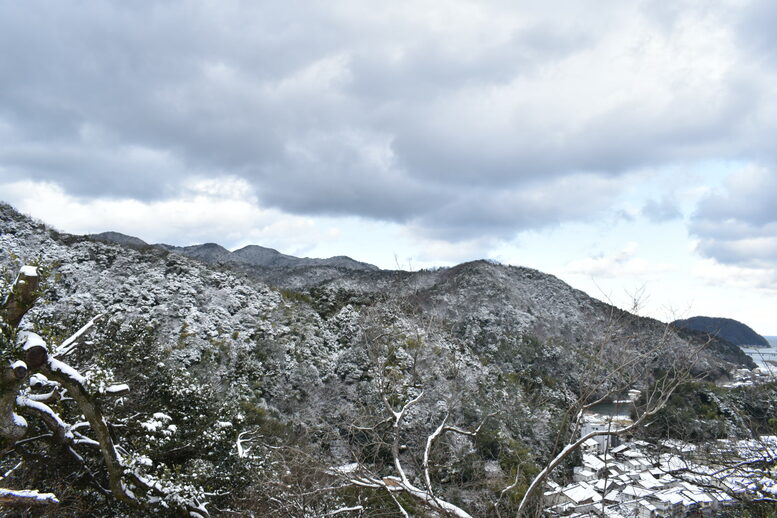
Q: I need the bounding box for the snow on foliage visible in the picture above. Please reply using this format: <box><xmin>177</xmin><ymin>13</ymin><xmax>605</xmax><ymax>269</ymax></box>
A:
<box><xmin>0</xmin><ymin>202</ymin><xmax>764</xmax><ymax>517</ymax></box>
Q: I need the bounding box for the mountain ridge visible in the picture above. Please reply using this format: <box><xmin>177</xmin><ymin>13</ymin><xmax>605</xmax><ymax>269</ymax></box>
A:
<box><xmin>58</xmin><ymin>223</ymin><xmax>757</xmax><ymax>372</ymax></box>
<box><xmin>91</xmin><ymin>230</ymin><xmax>379</xmax><ymax>272</ymax></box>
<box><xmin>0</xmin><ymin>201</ymin><xmax>762</xmax><ymax>516</ymax></box>
<box><xmin>672</xmin><ymin>316</ymin><xmax>769</xmax><ymax>347</ymax></box>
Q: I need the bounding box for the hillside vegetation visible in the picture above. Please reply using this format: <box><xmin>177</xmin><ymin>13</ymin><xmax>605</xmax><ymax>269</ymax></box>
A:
<box><xmin>0</xmin><ymin>203</ymin><xmax>759</xmax><ymax>517</ymax></box>
<box><xmin>673</xmin><ymin>316</ymin><xmax>769</xmax><ymax>347</ymax></box>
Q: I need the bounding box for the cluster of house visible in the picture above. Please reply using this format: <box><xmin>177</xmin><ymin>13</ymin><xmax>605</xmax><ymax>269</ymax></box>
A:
<box><xmin>720</xmin><ymin>366</ymin><xmax>777</xmax><ymax>388</ymax></box>
<box><xmin>544</xmin><ymin>422</ymin><xmax>777</xmax><ymax>517</ymax></box>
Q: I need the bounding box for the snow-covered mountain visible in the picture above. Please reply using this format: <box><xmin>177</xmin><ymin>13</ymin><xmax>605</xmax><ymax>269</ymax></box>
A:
<box><xmin>0</xmin><ymin>202</ymin><xmax>759</xmax><ymax>516</ymax></box>
<box><xmin>92</xmin><ymin>230</ymin><xmax>379</xmax><ymax>271</ymax></box>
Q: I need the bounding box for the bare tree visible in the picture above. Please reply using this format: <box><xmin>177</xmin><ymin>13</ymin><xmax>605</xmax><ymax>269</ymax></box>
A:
<box><xmin>334</xmin><ymin>390</ymin><xmax>492</xmax><ymax>518</ymax></box>
<box><xmin>664</xmin><ymin>436</ymin><xmax>777</xmax><ymax>507</ymax></box>
<box><xmin>323</xmin><ymin>297</ymin><xmax>705</xmax><ymax>518</ymax></box>
<box><xmin>514</xmin><ymin>310</ymin><xmax>708</xmax><ymax>514</ymax></box>
<box><xmin>638</xmin><ymin>380</ymin><xmax>777</xmax><ymax>515</ymax></box>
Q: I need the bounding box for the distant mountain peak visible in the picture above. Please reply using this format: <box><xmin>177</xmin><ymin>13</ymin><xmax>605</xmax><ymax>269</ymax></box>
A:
<box><xmin>88</xmin><ymin>231</ymin><xmax>379</xmax><ymax>272</ymax></box>
<box><xmin>672</xmin><ymin>316</ymin><xmax>769</xmax><ymax>347</ymax></box>
<box><xmin>91</xmin><ymin>232</ymin><xmax>148</xmax><ymax>248</ymax></box>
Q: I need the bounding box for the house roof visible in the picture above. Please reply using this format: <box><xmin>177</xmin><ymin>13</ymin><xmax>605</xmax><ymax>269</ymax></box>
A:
<box><xmin>563</xmin><ymin>483</ymin><xmax>602</xmax><ymax>504</ymax></box>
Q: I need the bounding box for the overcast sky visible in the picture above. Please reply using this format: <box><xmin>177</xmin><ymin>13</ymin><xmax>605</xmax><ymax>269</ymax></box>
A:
<box><xmin>1</xmin><ymin>1</ymin><xmax>776</xmax><ymax>334</ymax></box>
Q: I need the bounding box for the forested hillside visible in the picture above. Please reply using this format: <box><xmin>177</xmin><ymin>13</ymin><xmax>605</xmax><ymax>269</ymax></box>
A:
<box><xmin>673</xmin><ymin>316</ymin><xmax>770</xmax><ymax>347</ymax></box>
<box><xmin>0</xmin><ymin>203</ymin><xmax>762</xmax><ymax>517</ymax></box>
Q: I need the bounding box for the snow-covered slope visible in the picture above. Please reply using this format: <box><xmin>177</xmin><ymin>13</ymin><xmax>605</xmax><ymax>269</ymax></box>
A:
<box><xmin>92</xmin><ymin>228</ymin><xmax>379</xmax><ymax>271</ymax></box>
<box><xmin>0</xmin><ymin>202</ymin><xmax>754</xmax><ymax>516</ymax></box>
<box><xmin>91</xmin><ymin>231</ymin><xmax>150</xmax><ymax>248</ymax></box>
<box><xmin>160</xmin><ymin>241</ymin><xmax>378</xmax><ymax>271</ymax></box>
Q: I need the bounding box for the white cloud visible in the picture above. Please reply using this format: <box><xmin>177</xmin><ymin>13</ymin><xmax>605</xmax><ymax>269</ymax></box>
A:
<box><xmin>564</xmin><ymin>242</ymin><xmax>676</xmax><ymax>279</ymax></box>
<box><xmin>692</xmin><ymin>257</ymin><xmax>777</xmax><ymax>291</ymax></box>
<box><xmin>690</xmin><ymin>165</ymin><xmax>777</xmax><ymax>268</ymax></box>
<box><xmin>399</xmin><ymin>230</ymin><xmax>497</xmax><ymax>267</ymax></box>
<box><xmin>0</xmin><ymin>179</ymin><xmax>321</xmax><ymax>252</ymax></box>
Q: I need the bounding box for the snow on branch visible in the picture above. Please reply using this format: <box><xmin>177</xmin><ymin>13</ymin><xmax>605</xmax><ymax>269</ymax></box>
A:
<box><xmin>17</xmin><ymin>395</ymin><xmax>74</xmax><ymax>443</ymax></box>
<box><xmin>104</xmin><ymin>384</ymin><xmax>130</xmax><ymax>396</ymax></box>
<box><xmin>40</xmin><ymin>344</ymin><xmax>208</xmax><ymax>516</ymax></box>
<box><xmin>0</xmin><ymin>488</ymin><xmax>59</xmax><ymax>505</ymax></box>
<box><xmin>0</xmin><ymin>265</ymin><xmax>209</xmax><ymax>517</ymax></box>
<box><xmin>421</xmin><ymin>411</ymin><xmax>494</xmax><ymax>502</ymax></box>
<box><xmin>345</xmin><ymin>471</ymin><xmax>475</xmax><ymax>518</ymax></box>
<box><xmin>340</xmin><ymin>390</ymin><xmax>480</xmax><ymax>518</ymax></box>
<box><xmin>54</xmin><ymin>313</ymin><xmax>104</xmax><ymax>357</ymax></box>
<box><xmin>326</xmin><ymin>505</ymin><xmax>365</xmax><ymax>516</ymax></box>
<box><xmin>2</xmin><ymin>265</ymin><xmax>39</xmax><ymax>328</ymax></box>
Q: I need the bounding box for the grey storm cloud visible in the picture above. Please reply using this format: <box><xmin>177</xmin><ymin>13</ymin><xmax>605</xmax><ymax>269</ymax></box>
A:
<box><xmin>736</xmin><ymin>0</ymin><xmax>777</xmax><ymax>64</ymax></box>
<box><xmin>1</xmin><ymin>0</ymin><xmax>777</xmax><ymax>241</ymax></box>
<box><xmin>690</xmin><ymin>168</ymin><xmax>777</xmax><ymax>268</ymax></box>
<box><xmin>414</xmin><ymin>174</ymin><xmax>623</xmax><ymax>241</ymax></box>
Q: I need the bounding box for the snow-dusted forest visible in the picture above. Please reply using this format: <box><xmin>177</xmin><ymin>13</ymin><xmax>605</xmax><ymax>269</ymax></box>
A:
<box><xmin>1</xmin><ymin>203</ymin><xmax>775</xmax><ymax>517</ymax></box>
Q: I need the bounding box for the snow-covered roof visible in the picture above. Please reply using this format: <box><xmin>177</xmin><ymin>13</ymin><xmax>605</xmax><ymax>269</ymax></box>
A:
<box><xmin>583</xmin><ymin>453</ymin><xmax>607</xmax><ymax>471</ymax></box>
<box><xmin>593</xmin><ymin>478</ymin><xmax>618</xmax><ymax>492</ymax></box>
<box><xmin>610</xmin><ymin>443</ymin><xmax>630</xmax><ymax>454</ymax></box>
<box><xmin>654</xmin><ymin>489</ymin><xmax>684</xmax><ymax>505</ymax></box>
<box><xmin>620</xmin><ymin>485</ymin><xmax>652</xmax><ymax>498</ymax></box>
<box><xmin>563</xmin><ymin>483</ymin><xmax>602</xmax><ymax>504</ymax></box>
<box><xmin>637</xmin><ymin>472</ymin><xmax>661</xmax><ymax>490</ymax></box>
